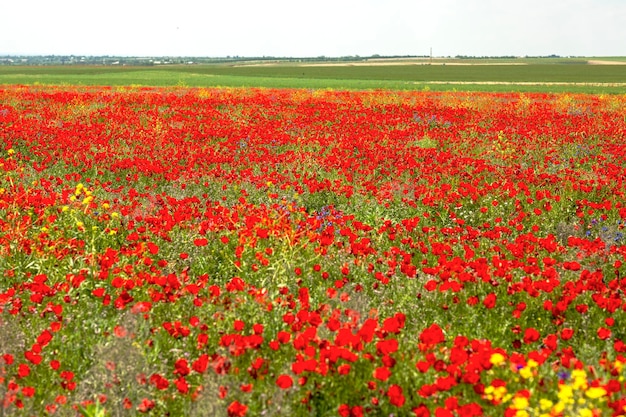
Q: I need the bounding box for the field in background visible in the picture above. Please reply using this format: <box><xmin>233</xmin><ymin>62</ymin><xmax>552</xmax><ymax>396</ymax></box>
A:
<box><xmin>1</xmin><ymin>57</ymin><xmax>626</xmax><ymax>93</ymax></box>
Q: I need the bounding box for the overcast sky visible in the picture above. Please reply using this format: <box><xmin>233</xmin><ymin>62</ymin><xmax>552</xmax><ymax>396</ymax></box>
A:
<box><xmin>2</xmin><ymin>0</ymin><xmax>624</xmax><ymax>57</ymax></box>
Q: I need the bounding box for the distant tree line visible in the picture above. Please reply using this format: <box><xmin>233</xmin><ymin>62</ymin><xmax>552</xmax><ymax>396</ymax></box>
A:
<box><xmin>1</xmin><ymin>54</ymin><xmax>575</xmax><ymax>66</ymax></box>
<box><xmin>0</xmin><ymin>55</ymin><xmax>430</xmax><ymax>66</ymax></box>
<box><xmin>454</xmin><ymin>54</ymin><xmax>564</xmax><ymax>59</ymax></box>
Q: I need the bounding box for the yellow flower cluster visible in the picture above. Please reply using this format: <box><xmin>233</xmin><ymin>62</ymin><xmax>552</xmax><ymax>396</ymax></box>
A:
<box><xmin>511</xmin><ymin>394</ymin><xmax>530</xmax><ymax>417</ymax></box>
<box><xmin>490</xmin><ymin>352</ymin><xmax>506</xmax><ymax>366</ymax></box>
<box><xmin>484</xmin><ymin>385</ymin><xmax>509</xmax><ymax>404</ymax></box>
<box><xmin>537</xmin><ymin>369</ymin><xmax>607</xmax><ymax>417</ymax></box>
<box><xmin>487</xmin><ymin>353</ymin><xmax>612</xmax><ymax>417</ymax></box>
<box><xmin>73</xmin><ymin>183</ymin><xmax>94</xmax><ymax>207</ymax></box>
<box><xmin>485</xmin><ymin>353</ymin><xmax>510</xmax><ymax>404</ymax></box>
<box><xmin>519</xmin><ymin>359</ymin><xmax>539</xmax><ymax>380</ymax></box>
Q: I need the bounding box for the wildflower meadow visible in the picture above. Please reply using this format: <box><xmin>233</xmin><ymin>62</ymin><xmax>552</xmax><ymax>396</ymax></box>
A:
<box><xmin>1</xmin><ymin>85</ymin><xmax>626</xmax><ymax>416</ymax></box>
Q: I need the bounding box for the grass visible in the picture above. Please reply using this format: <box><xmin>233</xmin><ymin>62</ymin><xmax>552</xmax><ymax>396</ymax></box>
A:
<box><xmin>1</xmin><ymin>58</ymin><xmax>626</xmax><ymax>93</ymax></box>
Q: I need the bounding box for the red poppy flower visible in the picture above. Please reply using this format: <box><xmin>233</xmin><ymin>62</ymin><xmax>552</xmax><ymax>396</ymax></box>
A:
<box><xmin>137</xmin><ymin>398</ymin><xmax>155</xmax><ymax>413</ymax></box>
<box><xmin>192</xmin><ymin>354</ymin><xmax>209</xmax><ymax>374</ymax></box>
<box><xmin>226</xmin><ymin>277</ymin><xmax>245</xmax><ymax>292</ymax></box>
<box><xmin>483</xmin><ymin>293</ymin><xmax>497</xmax><ymax>309</ymax></box>
<box><xmin>387</xmin><ymin>384</ymin><xmax>405</xmax><ymax>407</ymax></box>
<box><xmin>21</xmin><ymin>386</ymin><xmax>35</xmax><ymax>397</ymax></box>
<box><xmin>18</xmin><ymin>363</ymin><xmax>30</xmax><ymax>378</ymax></box>
<box><xmin>339</xmin><ymin>404</ymin><xmax>364</xmax><ymax>417</ymax></box>
<box><xmin>227</xmin><ymin>401</ymin><xmax>248</xmax><ymax>417</ymax></box>
<box><xmin>174</xmin><ymin>376</ymin><xmax>189</xmax><ymax>394</ymax></box>
<box><xmin>37</xmin><ymin>329</ymin><xmax>53</xmax><ymax>347</ymax></box>
<box><xmin>598</xmin><ymin>327</ymin><xmax>612</xmax><ymax>340</ymax></box>
<box><xmin>337</xmin><ymin>364</ymin><xmax>351</xmax><ymax>375</ymax></box>
<box><xmin>523</xmin><ymin>328</ymin><xmax>540</xmax><ymax>344</ymax></box>
<box><xmin>193</xmin><ymin>238</ymin><xmax>208</xmax><ymax>247</ymax></box>
<box><xmin>376</xmin><ymin>338</ymin><xmax>399</xmax><ymax>355</ymax></box>
<box><xmin>373</xmin><ymin>366</ymin><xmax>391</xmax><ymax>381</ymax></box>
<box><xmin>413</xmin><ymin>404</ymin><xmax>431</xmax><ymax>417</ymax></box>
<box><xmin>419</xmin><ymin>323</ymin><xmax>445</xmax><ymax>346</ymax></box>
<box><xmin>561</xmin><ymin>328</ymin><xmax>574</xmax><ymax>340</ymax></box>
<box><xmin>113</xmin><ymin>325</ymin><xmax>127</xmax><ymax>338</ymax></box>
<box><xmin>174</xmin><ymin>358</ymin><xmax>190</xmax><ymax>376</ymax></box>
<box><xmin>276</xmin><ymin>374</ymin><xmax>293</xmax><ymax>389</ymax></box>
<box><xmin>24</xmin><ymin>350</ymin><xmax>42</xmax><ymax>365</ymax></box>
<box><xmin>149</xmin><ymin>373</ymin><xmax>169</xmax><ymax>390</ymax></box>
<box><xmin>434</xmin><ymin>407</ymin><xmax>454</xmax><ymax>417</ymax></box>
<box><xmin>382</xmin><ymin>313</ymin><xmax>406</xmax><ymax>334</ymax></box>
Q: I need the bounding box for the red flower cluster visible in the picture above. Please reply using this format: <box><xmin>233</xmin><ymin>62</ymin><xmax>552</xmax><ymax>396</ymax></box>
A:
<box><xmin>0</xmin><ymin>86</ymin><xmax>625</xmax><ymax>415</ymax></box>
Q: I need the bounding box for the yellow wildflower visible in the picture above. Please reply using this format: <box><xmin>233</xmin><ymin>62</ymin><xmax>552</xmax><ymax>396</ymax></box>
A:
<box><xmin>553</xmin><ymin>401</ymin><xmax>565</xmax><ymax>414</ymax></box>
<box><xmin>572</xmin><ymin>369</ymin><xmax>588</xmax><ymax>390</ymax></box>
<box><xmin>585</xmin><ymin>386</ymin><xmax>607</xmax><ymax>399</ymax></box>
<box><xmin>519</xmin><ymin>366</ymin><xmax>534</xmax><ymax>379</ymax></box>
<box><xmin>539</xmin><ymin>398</ymin><xmax>554</xmax><ymax>411</ymax></box>
<box><xmin>512</xmin><ymin>395</ymin><xmax>529</xmax><ymax>410</ymax></box>
<box><xmin>558</xmin><ymin>385</ymin><xmax>574</xmax><ymax>404</ymax></box>
<box><xmin>484</xmin><ymin>385</ymin><xmax>507</xmax><ymax>402</ymax></box>
<box><xmin>490</xmin><ymin>353</ymin><xmax>506</xmax><ymax>366</ymax></box>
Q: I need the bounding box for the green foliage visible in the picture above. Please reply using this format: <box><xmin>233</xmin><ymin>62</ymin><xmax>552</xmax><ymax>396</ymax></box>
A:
<box><xmin>1</xmin><ymin>61</ymin><xmax>626</xmax><ymax>93</ymax></box>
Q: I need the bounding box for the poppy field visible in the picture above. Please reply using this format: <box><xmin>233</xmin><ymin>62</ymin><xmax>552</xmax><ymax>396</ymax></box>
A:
<box><xmin>1</xmin><ymin>85</ymin><xmax>626</xmax><ymax>416</ymax></box>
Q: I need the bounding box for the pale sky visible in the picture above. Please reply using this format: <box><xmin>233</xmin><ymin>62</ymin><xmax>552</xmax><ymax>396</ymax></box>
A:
<box><xmin>1</xmin><ymin>0</ymin><xmax>624</xmax><ymax>57</ymax></box>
